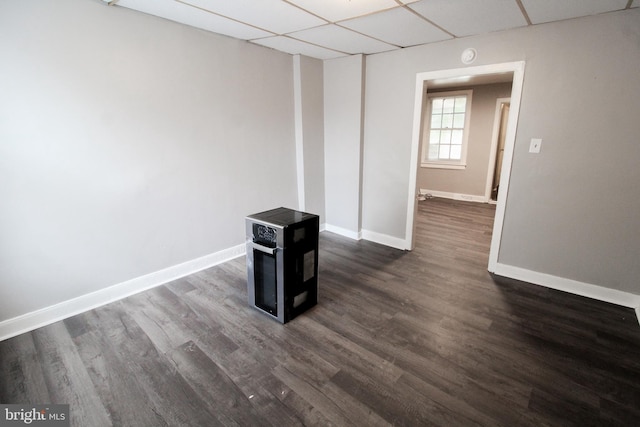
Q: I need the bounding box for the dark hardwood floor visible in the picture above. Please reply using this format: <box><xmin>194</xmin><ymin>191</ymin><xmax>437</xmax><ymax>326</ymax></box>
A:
<box><xmin>2</xmin><ymin>197</ymin><xmax>640</xmax><ymax>426</ymax></box>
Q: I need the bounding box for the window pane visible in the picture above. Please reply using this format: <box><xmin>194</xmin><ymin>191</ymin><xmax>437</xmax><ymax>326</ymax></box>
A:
<box><xmin>432</xmin><ymin>98</ymin><xmax>443</xmax><ymax>114</ymax></box>
<box><xmin>440</xmin><ymin>130</ymin><xmax>451</xmax><ymax>144</ymax></box>
<box><xmin>454</xmin><ymin>97</ymin><xmax>467</xmax><ymax>113</ymax></box>
<box><xmin>443</xmin><ymin>98</ymin><xmax>454</xmax><ymax>114</ymax></box>
<box><xmin>429</xmin><ymin>130</ymin><xmax>440</xmax><ymax>144</ymax></box>
<box><xmin>426</xmin><ymin>92</ymin><xmax>469</xmax><ymax>165</ymax></box>
<box><xmin>430</xmin><ymin>113</ymin><xmax>442</xmax><ymax>128</ymax></box>
<box><xmin>450</xmin><ymin>145</ymin><xmax>462</xmax><ymax>159</ymax></box>
<box><xmin>442</xmin><ymin>113</ymin><xmax>453</xmax><ymax>128</ymax></box>
<box><xmin>428</xmin><ymin>144</ymin><xmax>439</xmax><ymax>160</ymax></box>
<box><xmin>453</xmin><ymin>113</ymin><xmax>465</xmax><ymax>128</ymax></box>
<box><xmin>451</xmin><ymin>130</ymin><xmax>463</xmax><ymax>145</ymax></box>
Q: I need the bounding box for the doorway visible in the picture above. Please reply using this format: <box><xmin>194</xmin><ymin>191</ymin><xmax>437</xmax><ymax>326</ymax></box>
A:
<box><xmin>406</xmin><ymin>61</ymin><xmax>526</xmax><ymax>272</ymax></box>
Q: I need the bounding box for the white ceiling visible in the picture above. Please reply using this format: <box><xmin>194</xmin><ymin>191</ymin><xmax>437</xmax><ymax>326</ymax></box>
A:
<box><xmin>109</xmin><ymin>0</ymin><xmax>637</xmax><ymax>60</ymax></box>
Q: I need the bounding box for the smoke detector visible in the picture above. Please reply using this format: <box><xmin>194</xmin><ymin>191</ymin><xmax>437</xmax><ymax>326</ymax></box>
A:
<box><xmin>461</xmin><ymin>48</ymin><xmax>477</xmax><ymax>64</ymax></box>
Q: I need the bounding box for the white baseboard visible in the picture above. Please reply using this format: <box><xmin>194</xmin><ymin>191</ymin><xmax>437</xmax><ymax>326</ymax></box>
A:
<box><xmin>420</xmin><ymin>188</ymin><xmax>487</xmax><ymax>203</ymax></box>
<box><xmin>493</xmin><ymin>263</ymin><xmax>640</xmax><ymax>321</ymax></box>
<box><xmin>7</xmin><ymin>240</ymin><xmax>635</xmax><ymax>341</ymax></box>
<box><xmin>0</xmin><ymin>244</ymin><xmax>247</xmax><ymax>341</ymax></box>
<box><xmin>361</xmin><ymin>229</ymin><xmax>408</xmax><ymax>250</ymax></box>
<box><xmin>324</xmin><ymin>223</ymin><xmax>362</xmax><ymax>240</ymax></box>
<box><xmin>324</xmin><ymin>224</ymin><xmax>409</xmax><ymax>251</ymax></box>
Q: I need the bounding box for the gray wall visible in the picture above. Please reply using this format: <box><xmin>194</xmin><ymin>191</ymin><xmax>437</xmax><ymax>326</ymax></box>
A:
<box><xmin>323</xmin><ymin>55</ymin><xmax>365</xmax><ymax>235</ymax></box>
<box><xmin>0</xmin><ymin>0</ymin><xmax>300</xmax><ymax>321</ymax></box>
<box><xmin>295</xmin><ymin>55</ymin><xmax>326</xmax><ymax>221</ymax></box>
<box><xmin>2</xmin><ymin>1</ymin><xmax>639</xmax><ymax>325</ymax></box>
<box><xmin>360</xmin><ymin>8</ymin><xmax>640</xmax><ymax>295</ymax></box>
<box><xmin>418</xmin><ymin>83</ymin><xmax>512</xmax><ymax>197</ymax></box>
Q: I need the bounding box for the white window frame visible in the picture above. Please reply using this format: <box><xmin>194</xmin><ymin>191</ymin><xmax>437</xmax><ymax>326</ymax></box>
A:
<box><xmin>421</xmin><ymin>89</ymin><xmax>473</xmax><ymax>170</ymax></box>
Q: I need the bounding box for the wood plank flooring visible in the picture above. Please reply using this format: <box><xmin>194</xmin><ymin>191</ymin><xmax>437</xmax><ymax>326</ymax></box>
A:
<box><xmin>2</xmin><ymin>197</ymin><xmax>640</xmax><ymax>426</ymax></box>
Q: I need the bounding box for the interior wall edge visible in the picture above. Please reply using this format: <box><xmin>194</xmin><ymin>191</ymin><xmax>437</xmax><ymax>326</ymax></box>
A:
<box><xmin>324</xmin><ymin>224</ymin><xmax>362</xmax><ymax>241</ymax></box>
<box><xmin>493</xmin><ymin>262</ymin><xmax>640</xmax><ymax>318</ymax></box>
<box><xmin>0</xmin><ymin>243</ymin><xmax>247</xmax><ymax>342</ymax></box>
<box><xmin>361</xmin><ymin>229</ymin><xmax>408</xmax><ymax>251</ymax></box>
<box><xmin>292</xmin><ymin>54</ymin><xmax>306</xmax><ymax>211</ymax></box>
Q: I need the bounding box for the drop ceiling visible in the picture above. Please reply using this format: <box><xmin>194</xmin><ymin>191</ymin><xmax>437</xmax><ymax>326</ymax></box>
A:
<box><xmin>108</xmin><ymin>0</ymin><xmax>638</xmax><ymax>60</ymax></box>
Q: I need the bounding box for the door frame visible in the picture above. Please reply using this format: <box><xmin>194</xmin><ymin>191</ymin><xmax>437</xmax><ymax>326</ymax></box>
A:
<box><xmin>406</xmin><ymin>61</ymin><xmax>526</xmax><ymax>272</ymax></box>
<box><xmin>485</xmin><ymin>97</ymin><xmax>512</xmax><ymax>203</ymax></box>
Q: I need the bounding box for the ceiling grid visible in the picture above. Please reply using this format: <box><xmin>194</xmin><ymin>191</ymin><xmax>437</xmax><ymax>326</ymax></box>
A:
<box><xmin>110</xmin><ymin>0</ymin><xmax>638</xmax><ymax>60</ymax></box>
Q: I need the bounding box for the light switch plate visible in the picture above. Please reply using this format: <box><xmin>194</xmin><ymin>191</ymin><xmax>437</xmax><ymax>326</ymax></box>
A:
<box><xmin>529</xmin><ymin>138</ymin><xmax>542</xmax><ymax>153</ymax></box>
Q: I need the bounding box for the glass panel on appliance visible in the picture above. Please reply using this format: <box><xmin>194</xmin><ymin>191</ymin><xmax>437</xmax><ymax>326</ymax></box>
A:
<box><xmin>254</xmin><ymin>251</ymin><xmax>277</xmax><ymax>315</ymax></box>
<box><xmin>303</xmin><ymin>250</ymin><xmax>315</xmax><ymax>282</ymax></box>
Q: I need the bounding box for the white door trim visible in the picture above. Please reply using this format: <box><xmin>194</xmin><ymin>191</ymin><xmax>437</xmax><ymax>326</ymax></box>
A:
<box><xmin>484</xmin><ymin>97</ymin><xmax>511</xmax><ymax>202</ymax></box>
<box><xmin>406</xmin><ymin>61</ymin><xmax>526</xmax><ymax>273</ymax></box>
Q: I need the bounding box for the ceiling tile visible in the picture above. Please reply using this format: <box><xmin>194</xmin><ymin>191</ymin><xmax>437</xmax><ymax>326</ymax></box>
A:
<box><xmin>251</xmin><ymin>36</ymin><xmax>346</xmax><ymax>60</ymax></box>
<box><xmin>521</xmin><ymin>0</ymin><xmax>629</xmax><ymax>24</ymax></box>
<box><xmin>633</xmin><ymin>0</ymin><xmax>639</xmax><ymax>8</ymax></box>
<box><xmin>181</xmin><ymin>0</ymin><xmax>327</xmax><ymax>34</ymax></box>
<box><xmin>409</xmin><ymin>0</ymin><xmax>528</xmax><ymax>37</ymax></box>
<box><xmin>340</xmin><ymin>7</ymin><xmax>451</xmax><ymax>47</ymax></box>
<box><xmin>288</xmin><ymin>24</ymin><xmax>398</xmax><ymax>55</ymax></box>
<box><xmin>286</xmin><ymin>0</ymin><xmax>398</xmax><ymax>22</ymax></box>
<box><xmin>118</xmin><ymin>0</ymin><xmax>272</xmax><ymax>39</ymax></box>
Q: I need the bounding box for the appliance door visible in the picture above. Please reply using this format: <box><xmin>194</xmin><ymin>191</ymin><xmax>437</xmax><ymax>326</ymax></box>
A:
<box><xmin>248</xmin><ymin>242</ymin><xmax>284</xmax><ymax>320</ymax></box>
<box><xmin>253</xmin><ymin>248</ymin><xmax>277</xmax><ymax>315</ymax></box>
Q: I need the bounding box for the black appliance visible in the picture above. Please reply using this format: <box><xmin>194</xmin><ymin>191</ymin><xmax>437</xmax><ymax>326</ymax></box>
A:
<box><xmin>245</xmin><ymin>207</ymin><xmax>319</xmax><ymax>323</ymax></box>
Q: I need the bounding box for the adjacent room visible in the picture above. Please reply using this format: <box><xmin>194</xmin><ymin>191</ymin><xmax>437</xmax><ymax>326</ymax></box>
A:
<box><xmin>1</xmin><ymin>0</ymin><xmax>639</xmax><ymax>425</ymax></box>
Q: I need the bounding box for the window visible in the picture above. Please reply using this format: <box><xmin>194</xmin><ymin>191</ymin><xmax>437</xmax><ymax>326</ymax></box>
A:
<box><xmin>421</xmin><ymin>90</ymin><xmax>472</xmax><ymax>169</ymax></box>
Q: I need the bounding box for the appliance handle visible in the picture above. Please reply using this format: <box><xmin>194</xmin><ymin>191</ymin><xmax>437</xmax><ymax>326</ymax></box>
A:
<box><xmin>250</xmin><ymin>241</ymin><xmax>277</xmax><ymax>255</ymax></box>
